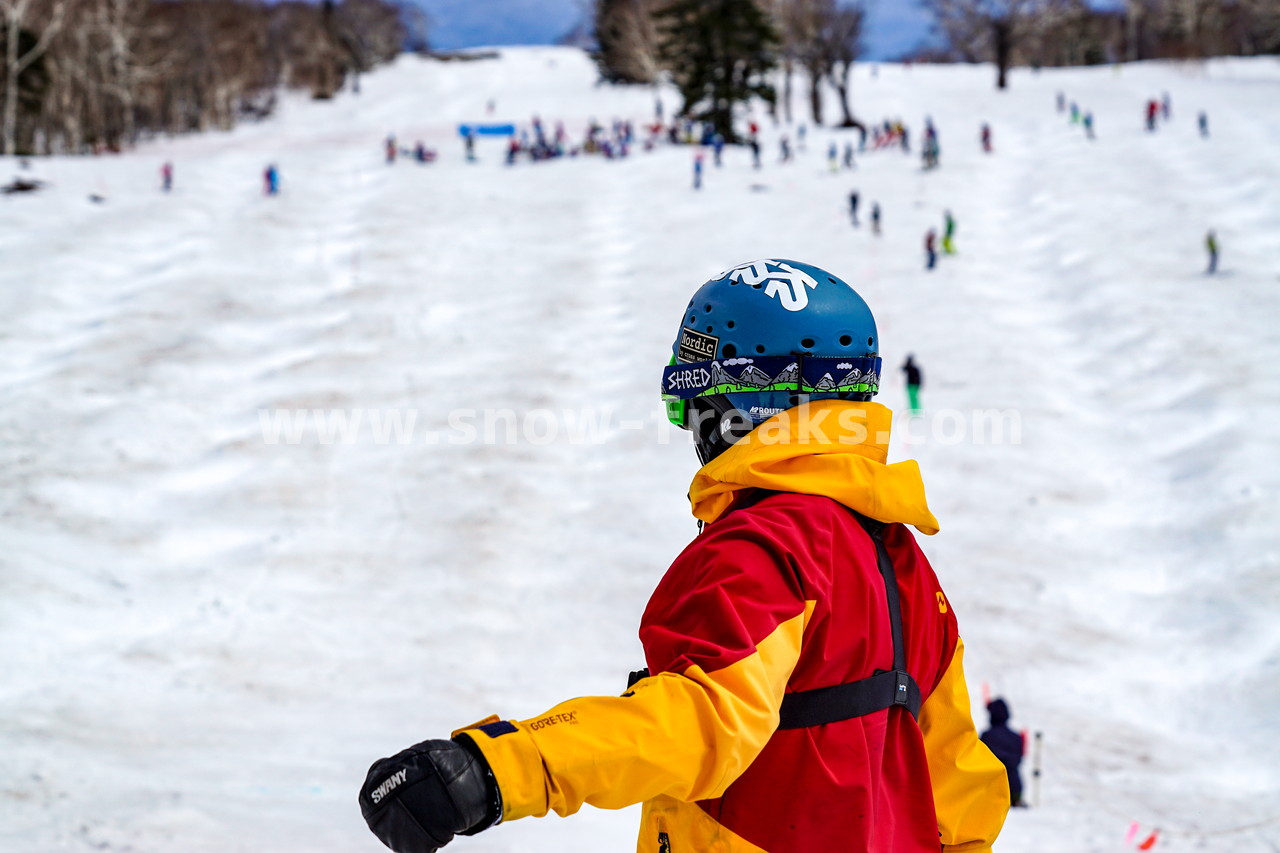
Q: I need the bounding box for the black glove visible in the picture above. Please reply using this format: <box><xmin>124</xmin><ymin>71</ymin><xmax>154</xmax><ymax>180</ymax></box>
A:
<box><xmin>359</xmin><ymin>736</ymin><xmax>501</xmax><ymax>853</ymax></box>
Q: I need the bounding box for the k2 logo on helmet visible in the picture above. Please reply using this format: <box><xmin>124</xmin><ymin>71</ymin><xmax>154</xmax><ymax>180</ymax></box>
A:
<box><xmin>724</xmin><ymin>259</ymin><xmax>819</xmax><ymax>312</ymax></box>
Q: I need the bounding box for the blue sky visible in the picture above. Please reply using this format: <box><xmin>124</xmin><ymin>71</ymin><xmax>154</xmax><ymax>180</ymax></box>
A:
<box><xmin>418</xmin><ymin>0</ymin><xmax>937</xmax><ymax>62</ymax></box>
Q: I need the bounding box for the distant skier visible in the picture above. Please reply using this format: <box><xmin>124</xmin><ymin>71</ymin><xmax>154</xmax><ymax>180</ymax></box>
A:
<box><xmin>848</xmin><ymin>190</ymin><xmax>860</xmax><ymax>226</ymax></box>
<box><xmin>828</xmin><ymin>141</ymin><xmax>838</xmax><ymax>172</ymax></box>
<box><xmin>980</xmin><ymin>698</ymin><xmax>1025</xmax><ymax>808</ymax></box>
<box><xmin>924</xmin><ymin>229</ymin><xmax>938</xmax><ymax>270</ymax></box>
<box><xmin>980</xmin><ymin>123</ymin><xmax>992</xmax><ymax>153</ymax></box>
<box><xmin>843</xmin><ymin>142</ymin><xmax>855</xmax><ymax>170</ymax></box>
<box><xmin>901</xmin><ymin>125</ymin><xmax>910</xmax><ymax>154</ymax></box>
<box><xmin>713</xmin><ymin>133</ymin><xmax>725</xmax><ymax>167</ymax></box>
<box><xmin>942</xmin><ymin>211</ymin><xmax>956</xmax><ymax>255</ymax></box>
<box><xmin>1161</xmin><ymin>91</ymin><xmax>1172</xmax><ymax>120</ymax></box>
<box><xmin>1070</xmin><ymin>103</ymin><xmax>1080</xmax><ymax>124</ymax></box>
<box><xmin>780</xmin><ymin>135</ymin><xmax>792</xmax><ymax>163</ymax></box>
<box><xmin>797</xmin><ymin>123</ymin><xmax>807</xmax><ymax>152</ymax></box>
<box><xmin>902</xmin><ymin>354</ymin><xmax>923</xmax><ymax>415</ymax></box>
<box><xmin>1198</xmin><ymin>111</ymin><xmax>1209</xmax><ymax>138</ymax></box>
<box><xmin>160</xmin><ymin>161</ymin><xmax>173</xmax><ymax>192</ymax></box>
<box><xmin>464</xmin><ymin>130</ymin><xmax>476</xmax><ymax>162</ymax></box>
<box><xmin>263</xmin><ymin>164</ymin><xmax>279</xmax><ymax>196</ymax></box>
<box><xmin>871</xmin><ymin>201</ymin><xmax>881</xmax><ymax>235</ymax></box>
<box><xmin>1145</xmin><ymin>100</ymin><xmax>1158</xmax><ymax>132</ymax></box>
<box><xmin>1083</xmin><ymin>112</ymin><xmax>1095</xmax><ymax>139</ymax></box>
<box><xmin>385</xmin><ymin>134</ymin><xmax>396</xmax><ymax>164</ymax></box>
<box><xmin>750</xmin><ymin>136</ymin><xmax>761</xmax><ymax>169</ymax></box>
<box><xmin>693</xmin><ymin>151</ymin><xmax>704</xmax><ymax>190</ymax></box>
<box><xmin>1056</xmin><ymin>91</ymin><xmax>1065</xmax><ymax>113</ymax></box>
<box><xmin>1206</xmin><ymin>230</ymin><xmax>1219</xmax><ymax>274</ymax></box>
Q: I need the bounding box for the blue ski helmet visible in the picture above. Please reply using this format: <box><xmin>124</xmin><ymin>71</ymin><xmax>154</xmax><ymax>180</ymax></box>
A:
<box><xmin>661</xmin><ymin>259</ymin><xmax>881</xmax><ymax>459</ymax></box>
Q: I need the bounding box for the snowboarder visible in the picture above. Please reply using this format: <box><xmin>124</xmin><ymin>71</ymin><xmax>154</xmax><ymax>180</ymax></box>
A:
<box><xmin>980</xmin><ymin>123</ymin><xmax>992</xmax><ymax>153</ymax></box>
<box><xmin>980</xmin><ymin>698</ymin><xmax>1025</xmax><ymax>808</ymax></box>
<box><xmin>848</xmin><ymin>190</ymin><xmax>860</xmax><ymax>226</ymax></box>
<box><xmin>1206</xmin><ymin>230</ymin><xmax>1219</xmax><ymax>274</ymax></box>
<box><xmin>263</xmin><ymin>164</ymin><xmax>279</xmax><ymax>196</ymax></box>
<box><xmin>942</xmin><ymin>211</ymin><xmax>956</xmax><ymax>255</ymax></box>
<box><xmin>693</xmin><ymin>151</ymin><xmax>704</xmax><ymax>190</ymax></box>
<box><xmin>871</xmin><ymin>201</ymin><xmax>881</xmax><ymax>235</ymax></box>
<box><xmin>160</xmin><ymin>162</ymin><xmax>173</xmax><ymax>192</ymax></box>
<box><xmin>924</xmin><ymin>229</ymin><xmax>937</xmax><ymax>270</ymax></box>
<box><xmin>1198</xmin><ymin>111</ymin><xmax>1209</xmax><ymax>138</ymax></box>
<box><xmin>358</xmin><ymin>259</ymin><xmax>1011</xmax><ymax>853</ymax></box>
<box><xmin>902</xmin><ymin>354</ymin><xmax>923</xmax><ymax>415</ymax></box>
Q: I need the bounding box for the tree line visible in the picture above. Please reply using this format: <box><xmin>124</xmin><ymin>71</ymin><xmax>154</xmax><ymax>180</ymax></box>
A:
<box><xmin>594</xmin><ymin>0</ymin><xmax>1280</xmax><ymax>134</ymax></box>
<box><xmin>1</xmin><ymin>0</ymin><xmax>415</xmax><ymax>156</ymax></box>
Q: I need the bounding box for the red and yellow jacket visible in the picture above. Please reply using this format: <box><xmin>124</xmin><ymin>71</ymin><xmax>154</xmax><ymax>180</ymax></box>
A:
<box><xmin>457</xmin><ymin>401</ymin><xmax>1009</xmax><ymax>852</ymax></box>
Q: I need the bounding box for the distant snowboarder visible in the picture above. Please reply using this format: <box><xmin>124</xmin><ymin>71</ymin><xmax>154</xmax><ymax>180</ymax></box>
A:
<box><xmin>1198</xmin><ymin>111</ymin><xmax>1209</xmax><ymax>138</ymax></box>
<box><xmin>713</xmin><ymin>133</ymin><xmax>725</xmax><ymax>167</ymax></box>
<box><xmin>871</xmin><ymin>201</ymin><xmax>881</xmax><ymax>235</ymax></box>
<box><xmin>1083</xmin><ymin>112</ymin><xmax>1095</xmax><ymax>139</ymax></box>
<box><xmin>780</xmin><ymin>135</ymin><xmax>792</xmax><ymax>163</ymax></box>
<box><xmin>385</xmin><ymin>134</ymin><xmax>397</xmax><ymax>164</ymax></box>
<box><xmin>1145</xmin><ymin>100</ymin><xmax>1159</xmax><ymax>132</ymax></box>
<box><xmin>1161</xmin><ymin>91</ymin><xmax>1172</xmax><ymax>120</ymax></box>
<box><xmin>843</xmin><ymin>142</ymin><xmax>854</xmax><ymax>170</ymax></box>
<box><xmin>263</xmin><ymin>164</ymin><xmax>279</xmax><ymax>196</ymax></box>
<box><xmin>924</xmin><ymin>229</ymin><xmax>938</xmax><ymax>270</ymax></box>
<box><xmin>980</xmin><ymin>698</ymin><xmax>1025</xmax><ymax>808</ymax></box>
<box><xmin>1206</xmin><ymin>230</ymin><xmax>1219</xmax><ymax>274</ymax></box>
<box><xmin>1070</xmin><ymin>103</ymin><xmax>1080</xmax><ymax>124</ymax></box>
<box><xmin>848</xmin><ymin>190</ymin><xmax>860</xmax><ymax>226</ymax></box>
<box><xmin>942</xmin><ymin>211</ymin><xmax>956</xmax><ymax>255</ymax></box>
<box><xmin>464</xmin><ymin>130</ymin><xmax>476</xmax><ymax>162</ymax></box>
<box><xmin>828</xmin><ymin>141</ymin><xmax>838</xmax><ymax>172</ymax></box>
<box><xmin>980</xmin><ymin>123</ymin><xmax>992</xmax><ymax>153</ymax></box>
<box><xmin>750</xmin><ymin>136</ymin><xmax>761</xmax><ymax>169</ymax></box>
<box><xmin>160</xmin><ymin>161</ymin><xmax>173</xmax><ymax>192</ymax></box>
<box><xmin>902</xmin><ymin>354</ymin><xmax>923</xmax><ymax>415</ymax></box>
<box><xmin>693</xmin><ymin>151</ymin><xmax>704</xmax><ymax>190</ymax></box>
<box><xmin>1056</xmin><ymin>91</ymin><xmax>1065</xmax><ymax>113</ymax></box>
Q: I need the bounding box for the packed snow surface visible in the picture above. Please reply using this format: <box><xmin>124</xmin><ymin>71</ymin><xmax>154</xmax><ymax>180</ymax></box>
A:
<box><xmin>2</xmin><ymin>48</ymin><xmax>1278</xmax><ymax>852</ymax></box>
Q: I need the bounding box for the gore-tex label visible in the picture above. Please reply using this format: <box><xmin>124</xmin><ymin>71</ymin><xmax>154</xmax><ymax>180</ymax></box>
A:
<box><xmin>677</xmin><ymin>328</ymin><xmax>718</xmax><ymax>363</ymax></box>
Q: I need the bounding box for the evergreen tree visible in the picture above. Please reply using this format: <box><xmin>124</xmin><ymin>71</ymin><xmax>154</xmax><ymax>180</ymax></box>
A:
<box><xmin>657</xmin><ymin>0</ymin><xmax>778</xmax><ymax>142</ymax></box>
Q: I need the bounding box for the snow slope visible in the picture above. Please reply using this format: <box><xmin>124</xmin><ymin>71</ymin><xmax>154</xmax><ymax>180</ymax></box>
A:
<box><xmin>2</xmin><ymin>48</ymin><xmax>1278</xmax><ymax>852</ymax></box>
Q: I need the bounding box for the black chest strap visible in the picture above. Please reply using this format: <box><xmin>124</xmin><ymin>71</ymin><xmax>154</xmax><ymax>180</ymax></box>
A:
<box><xmin>776</xmin><ymin>509</ymin><xmax>922</xmax><ymax>727</ymax></box>
<box><xmin>631</xmin><ymin>490</ymin><xmax>923</xmax><ymax>726</ymax></box>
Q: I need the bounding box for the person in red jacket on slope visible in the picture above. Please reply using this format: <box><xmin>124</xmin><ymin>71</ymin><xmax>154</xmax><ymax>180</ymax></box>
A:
<box><xmin>359</xmin><ymin>259</ymin><xmax>1010</xmax><ymax>853</ymax></box>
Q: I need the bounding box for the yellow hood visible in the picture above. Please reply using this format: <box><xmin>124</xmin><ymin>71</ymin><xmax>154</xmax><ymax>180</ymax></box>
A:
<box><xmin>688</xmin><ymin>400</ymin><xmax>940</xmax><ymax>534</ymax></box>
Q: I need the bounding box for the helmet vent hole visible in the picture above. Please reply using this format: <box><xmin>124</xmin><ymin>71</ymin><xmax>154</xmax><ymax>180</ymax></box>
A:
<box><xmin>689</xmin><ymin>314</ymin><xmax>697</xmax><ymax>323</ymax></box>
<box><xmin>751</xmin><ymin>282</ymin><xmax>763</xmax><ymax>289</ymax></box>
<box><xmin>839</xmin><ymin>335</ymin><xmax>852</xmax><ymax>346</ymax></box>
<box><xmin>867</xmin><ymin>336</ymin><xmax>874</xmax><ymax>347</ymax></box>
<box><xmin>704</xmin><ymin>304</ymin><xmax>712</xmax><ymax>312</ymax></box>
<box><xmin>723</xmin><ymin>344</ymin><xmax>737</xmax><ymax>358</ymax></box>
<box><xmin>801</xmin><ymin>337</ymin><xmax>815</xmax><ymax>350</ymax></box>
<box><xmin>706</xmin><ymin>326</ymin><xmax>713</xmax><ymax>333</ymax></box>
<box><xmin>726</xmin><ymin>320</ymin><xmax>735</xmax><ymax>329</ymax></box>
<box><xmin>755</xmin><ymin>344</ymin><xmax>766</xmax><ymax>354</ymax></box>
<box><xmin>827</xmin><ymin>276</ymin><xmax>837</xmax><ymax>284</ymax></box>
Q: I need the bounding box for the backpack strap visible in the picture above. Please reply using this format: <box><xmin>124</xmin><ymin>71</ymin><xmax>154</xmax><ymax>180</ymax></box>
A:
<box><xmin>635</xmin><ymin>489</ymin><xmax>923</xmax><ymax>725</ymax></box>
<box><xmin>777</xmin><ymin>511</ymin><xmax>922</xmax><ymax>727</ymax></box>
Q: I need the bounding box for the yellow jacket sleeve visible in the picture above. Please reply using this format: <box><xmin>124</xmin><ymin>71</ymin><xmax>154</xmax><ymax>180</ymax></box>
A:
<box><xmin>918</xmin><ymin>637</ymin><xmax>1010</xmax><ymax>851</ymax></box>
<box><xmin>455</xmin><ymin>612</ymin><xmax>805</xmax><ymax>822</ymax></box>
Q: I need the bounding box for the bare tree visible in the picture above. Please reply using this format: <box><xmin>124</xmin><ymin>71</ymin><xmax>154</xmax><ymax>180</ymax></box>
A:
<box><xmin>823</xmin><ymin>3</ymin><xmax>864</xmax><ymax>128</ymax></box>
<box><xmin>594</xmin><ymin>0</ymin><xmax>662</xmax><ymax>84</ymax></box>
<box><xmin>921</xmin><ymin>0</ymin><xmax>1070</xmax><ymax>89</ymax></box>
<box><xmin>1</xmin><ymin>0</ymin><xmax>65</xmax><ymax>153</ymax></box>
